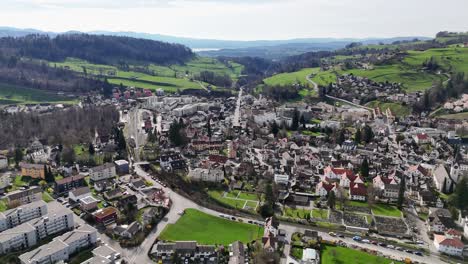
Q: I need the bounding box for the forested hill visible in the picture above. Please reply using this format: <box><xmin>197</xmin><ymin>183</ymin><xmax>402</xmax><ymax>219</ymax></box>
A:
<box><xmin>0</xmin><ymin>34</ymin><xmax>194</xmax><ymax>65</ymax></box>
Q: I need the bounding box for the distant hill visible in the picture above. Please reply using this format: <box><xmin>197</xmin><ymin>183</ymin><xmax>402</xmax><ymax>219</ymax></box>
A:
<box><xmin>0</xmin><ymin>27</ymin><xmax>431</xmax><ymax>59</ymax></box>
<box><xmin>0</xmin><ymin>33</ymin><xmax>194</xmax><ymax>65</ymax></box>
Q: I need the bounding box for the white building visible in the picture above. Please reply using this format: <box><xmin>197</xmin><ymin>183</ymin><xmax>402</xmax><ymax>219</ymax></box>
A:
<box><xmin>0</xmin><ymin>173</ymin><xmax>11</xmax><ymax>192</ymax></box>
<box><xmin>433</xmin><ymin>234</ymin><xmax>464</xmax><ymax>257</ymax></box>
<box><xmin>187</xmin><ymin>168</ymin><xmax>224</xmax><ymax>182</ymax></box>
<box><xmin>89</xmin><ymin>163</ymin><xmax>116</xmax><ymax>182</ymax></box>
<box><xmin>0</xmin><ymin>200</ymin><xmax>47</xmax><ymax>232</ymax></box>
<box><xmin>0</xmin><ymin>202</ymin><xmax>74</xmax><ymax>254</ymax></box>
<box><xmin>0</xmin><ymin>155</ymin><xmax>7</xmax><ymax>170</ymax></box>
<box><xmin>19</xmin><ymin>224</ymin><xmax>98</xmax><ymax>264</ymax></box>
<box><xmin>274</xmin><ymin>174</ymin><xmax>289</xmax><ymax>185</ymax></box>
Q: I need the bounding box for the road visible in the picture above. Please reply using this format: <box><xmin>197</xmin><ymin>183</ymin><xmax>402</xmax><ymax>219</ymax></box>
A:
<box><xmin>123</xmin><ymin>108</ymin><xmax>151</xmax><ymax>162</ymax></box>
<box><xmin>232</xmin><ymin>87</ymin><xmax>243</xmax><ymax>128</ymax></box>
<box><xmin>306</xmin><ymin>74</ymin><xmax>319</xmax><ymax>94</ymax></box>
<box><xmin>130</xmin><ymin>164</ymin><xmax>447</xmax><ymax>264</ymax></box>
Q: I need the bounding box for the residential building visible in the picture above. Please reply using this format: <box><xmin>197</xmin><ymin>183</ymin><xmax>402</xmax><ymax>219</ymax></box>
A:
<box><xmin>19</xmin><ymin>224</ymin><xmax>98</xmax><ymax>264</ymax></box>
<box><xmin>82</xmin><ymin>244</ymin><xmax>121</xmax><ymax>264</ymax></box>
<box><xmin>228</xmin><ymin>241</ymin><xmax>245</xmax><ymax>264</ymax></box>
<box><xmin>433</xmin><ymin>165</ymin><xmax>452</xmax><ymax>193</ymax></box>
<box><xmin>349</xmin><ymin>183</ymin><xmax>367</xmax><ymax>201</ymax></box>
<box><xmin>150</xmin><ymin>241</ymin><xmax>217</xmax><ymax>263</ymax></box>
<box><xmin>93</xmin><ymin>207</ymin><xmax>118</xmax><ymax>225</ymax></box>
<box><xmin>315</xmin><ymin>181</ymin><xmax>336</xmax><ymax>197</ymax></box>
<box><xmin>89</xmin><ymin>163</ymin><xmax>116</xmax><ymax>182</ymax></box>
<box><xmin>0</xmin><ymin>155</ymin><xmax>7</xmax><ymax>170</ymax></box>
<box><xmin>274</xmin><ymin>174</ymin><xmax>289</xmax><ymax>185</ymax></box>
<box><xmin>20</xmin><ymin>163</ymin><xmax>46</xmax><ymax>179</ymax></box>
<box><xmin>433</xmin><ymin>234</ymin><xmax>464</xmax><ymax>257</ymax></box>
<box><xmin>0</xmin><ymin>222</ymin><xmax>37</xmax><ymax>254</ymax></box>
<box><xmin>302</xmin><ymin>248</ymin><xmax>320</xmax><ymax>264</ymax></box>
<box><xmin>79</xmin><ymin>196</ymin><xmax>100</xmax><ymax>211</ymax></box>
<box><xmin>0</xmin><ymin>200</ymin><xmax>47</xmax><ymax>232</ymax></box>
<box><xmin>5</xmin><ymin>186</ymin><xmax>42</xmax><ymax>206</ymax></box>
<box><xmin>54</xmin><ymin>174</ymin><xmax>86</xmax><ymax>195</ymax></box>
<box><xmin>69</xmin><ymin>186</ymin><xmax>92</xmax><ymax>202</ymax></box>
<box><xmin>114</xmin><ymin>160</ymin><xmax>129</xmax><ymax>175</ymax></box>
<box><xmin>0</xmin><ymin>173</ymin><xmax>11</xmax><ymax>194</ymax></box>
<box><xmin>187</xmin><ymin>168</ymin><xmax>224</xmax><ymax>182</ymax></box>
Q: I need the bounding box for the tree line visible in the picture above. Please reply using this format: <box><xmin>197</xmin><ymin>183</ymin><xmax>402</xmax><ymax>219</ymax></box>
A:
<box><xmin>0</xmin><ymin>33</ymin><xmax>194</xmax><ymax>65</ymax></box>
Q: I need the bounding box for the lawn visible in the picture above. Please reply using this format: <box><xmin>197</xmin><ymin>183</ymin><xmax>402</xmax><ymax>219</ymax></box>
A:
<box><xmin>346</xmin><ymin>201</ymin><xmax>370</xmax><ymax>208</ymax></box>
<box><xmin>107</xmin><ymin>77</ymin><xmax>202</xmax><ymax>92</ymax></box>
<box><xmin>208</xmin><ymin>190</ymin><xmax>246</xmax><ymax>209</ymax></box>
<box><xmin>311</xmin><ymin>209</ymin><xmax>328</xmax><ymax>219</ymax></box>
<box><xmin>404</xmin><ymin>47</ymin><xmax>468</xmax><ymax>74</ymax></box>
<box><xmin>321</xmin><ymin>245</ymin><xmax>403</xmax><ymax>264</ymax></box>
<box><xmin>437</xmin><ymin>112</ymin><xmax>468</xmax><ymax>120</ymax></box>
<box><xmin>372</xmin><ymin>204</ymin><xmax>402</xmax><ymax>218</ymax></box>
<box><xmin>263</xmin><ymin>68</ymin><xmax>320</xmax><ymax>86</ymax></box>
<box><xmin>339</xmin><ymin>64</ymin><xmax>444</xmax><ymax>92</ymax></box>
<box><xmin>42</xmin><ymin>192</ymin><xmax>54</xmax><ymax>203</ymax></box>
<box><xmin>0</xmin><ymin>83</ymin><xmax>77</xmax><ymax>105</ymax></box>
<box><xmin>237</xmin><ymin>192</ymin><xmax>261</xmax><ymax>201</ymax></box>
<box><xmin>0</xmin><ymin>200</ymin><xmax>7</xmax><ymax>212</ymax></box>
<box><xmin>284</xmin><ymin>207</ymin><xmax>312</xmax><ymax>219</ymax></box>
<box><xmin>159</xmin><ymin>209</ymin><xmax>263</xmax><ymax>245</ymax></box>
<box><xmin>310</xmin><ymin>70</ymin><xmax>337</xmax><ymax>86</ymax></box>
<box><xmin>366</xmin><ymin>100</ymin><xmax>411</xmax><ymax>116</ymax></box>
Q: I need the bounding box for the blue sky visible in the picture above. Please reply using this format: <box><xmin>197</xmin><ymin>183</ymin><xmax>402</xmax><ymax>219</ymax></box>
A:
<box><xmin>1</xmin><ymin>0</ymin><xmax>467</xmax><ymax>40</ymax></box>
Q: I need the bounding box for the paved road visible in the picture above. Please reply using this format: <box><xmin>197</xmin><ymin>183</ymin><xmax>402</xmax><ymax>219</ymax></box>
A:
<box><xmin>232</xmin><ymin>88</ymin><xmax>243</xmax><ymax>128</ymax></box>
<box><xmin>306</xmin><ymin>74</ymin><xmax>319</xmax><ymax>93</ymax></box>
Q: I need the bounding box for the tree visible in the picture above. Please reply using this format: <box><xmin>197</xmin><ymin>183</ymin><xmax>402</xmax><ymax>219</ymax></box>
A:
<box><xmin>336</xmin><ymin>129</ymin><xmax>345</xmax><ymax>145</ymax></box>
<box><xmin>362</xmin><ymin>125</ymin><xmax>374</xmax><ymax>143</ymax></box>
<box><xmin>327</xmin><ymin>191</ymin><xmax>336</xmax><ymax>209</ymax></box>
<box><xmin>360</xmin><ymin>158</ymin><xmax>369</xmax><ymax>179</ymax></box>
<box><xmin>169</xmin><ymin>120</ymin><xmax>187</xmax><ymax>147</ymax></box>
<box><xmin>451</xmin><ymin>178</ymin><xmax>468</xmax><ymax>211</ymax></box>
<box><xmin>14</xmin><ymin>147</ymin><xmax>23</xmax><ymax>166</ymax></box>
<box><xmin>44</xmin><ymin>165</ymin><xmax>54</xmax><ymax>183</ymax></box>
<box><xmin>39</xmin><ymin>180</ymin><xmax>48</xmax><ymax>190</ymax></box>
<box><xmin>300</xmin><ymin>115</ymin><xmax>306</xmax><ymax>129</ymax></box>
<box><xmin>270</xmin><ymin>121</ymin><xmax>279</xmax><ymax>137</ymax></box>
<box><xmin>354</xmin><ymin>128</ymin><xmax>361</xmax><ymax>144</ymax></box>
<box><xmin>206</xmin><ymin>118</ymin><xmax>212</xmax><ymax>138</ymax></box>
<box><xmin>88</xmin><ymin>143</ymin><xmax>95</xmax><ymax>155</ymax></box>
<box><xmin>367</xmin><ymin>185</ymin><xmax>376</xmax><ymax>207</ymax></box>
<box><xmin>291</xmin><ymin>108</ymin><xmax>300</xmax><ymax>131</ymax></box>
<box><xmin>397</xmin><ymin>176</ymin><xmax>406</xmax><ymax>209</ymax></box>
<box><xmin>61</xmin><ymin>147</ymin><xmax>75</xmax><ymax>165</ymax></box>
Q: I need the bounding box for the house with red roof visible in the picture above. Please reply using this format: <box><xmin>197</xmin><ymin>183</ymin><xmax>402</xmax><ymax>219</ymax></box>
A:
<box><xmin>434</xmin><ymin>233</ymin><xmax>464</xmax><ymax>257</ymax></box>
<box><xmin>315</xmin><ymin>181</ymin><xmax>337</xmax><ymax>197</ymax></box>
<box><xmin>413</xmin><ymin>133</ymin><xmax>431</xmax><ymax>144</ymax></box>
<box><xmin>323</xmin><ymin>166</ymin><xmax>355</xmax><ymax>181</ymax></box>
<box><xmin>349</xmin><ymin>183</ymin><xmax>367</xmax><ymax>201</ymax></box>
<box><xmin>340</xmin><ymin>172</ymin><xmax>362</xmax><ymax>188</ymax></box>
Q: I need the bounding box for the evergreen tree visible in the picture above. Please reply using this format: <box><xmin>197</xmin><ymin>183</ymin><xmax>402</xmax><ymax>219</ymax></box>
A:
<box><xmin>44</xmin><ymin>165</ymin><xmax>54</xmax><ymax>183</ymax></box>
<box><xmin>354</xmin><ymin>128</ymin><xmax>362</xmax><ymax>144</ymax></box>
<box><xmin>451</xmin><ymin>178</ymin><xmax>468</xmax><ymax>211</ymax></box>
<box><xmin>337</xmin><ymin>129</ymin><xmax>345</xmax><ymax>145</ymax></box>
<box><xmin>14</xmin><ymin>147</ymin><xmax>23</xmax><ymax>166</ymax></box>
<box><xmin>397</xmin><ymin>176</ymin><xmax>406</xmax><ymax>209</ymax></box>
<box><xmin>169</xmin><ymin>120</ymin><xmax>186</xmax><ymax>147</ymax></box>
<box><xmin>360</xmin><ymin>158</ymin><xmax>369</xmax><ymax>179</ymax></box>
<box><xmin>206</xmin><ymin>118</ymin><xmax>212</xmax><ymax>138</ymax></box>
<box><xmin>271</xmin><ymin>121</ymin><xmax>279</xmax><ymax>137</ymax></box>
<box><xmin>327</xmin><ymin>191</ymin><xmax>336</xmax><ymax>209</ymax></box>
<box><xmin>362</xmin><ymin>125</ymin><xmax>374</xmax><ymax>143</ymax></box>
<box><xmin>291</xmin><ymin>108</ymin><xmax>300</xmax><ymax>131</ymax></box>
<box><xmin>442</xmin><ymin>178</ymin><xmax>447</xmax><ymax>194</ymax></box>
<box><xmin>88</xmin><ymin>143</ymin><xmax>95</xmax><ymax>155</ymax></box>
<box><xmin>300</xmin><ymin>115</ymin><xmax>306</xmax><ymax>129</ymax></box>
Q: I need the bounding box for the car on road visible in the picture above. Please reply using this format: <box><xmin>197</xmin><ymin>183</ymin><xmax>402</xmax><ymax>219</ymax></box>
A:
<box><xmin>248</xmin><ymin>220</ymin><xmax>253</xmax><ymax>224</ymax></box>
<box><xmin>378</xmin><ymin>242</ymin><xmax>387</xmax><ymax>247</ymax></box>
<box><xmin>414</xmin><ymin>251</ymin><xmax>423</xmax><ymax>256</ymax></box>
<box><xmin>415</xmin><ymin>240</ymin><xmax>424</xmax><ymax>245</ymax></box>
<box><xmin>178</xmin><ymin>210</ymin><xmax>185</xmax><ymax>216</ymax></box>
<box><xmin>395</xmin><ymin>247</ymin><xmax>403</xmax><ymax>251</ymax></box>
<box><xmin>352</xmin><ymin>236</ymin><xmax>362</xmax><ymax>241</ymax></box>
<box><xmin>370</xmin><ymin>240</ymin><xmax>378</xmax><ymax>245</ymax></box>
<box><xmin>328</xmin><ymin>232</ymin><xmax>336</xmax><ymax>237</ymax></box>
<box><xmin>231</xmin><ymin>217</ymin><xmax>236</xmax><ymax>220</ymax></box>
<box><xmin>361</xmin><ymin>239</ymin><xmax>370</xmax><ymax>243</ymax></box>
<box><xmin>387</xmin><ymin>245</ymin><xmax>395</xmax><ymax>249</ymax></box>
<box><xmin>405</xmin><ymin>250</ymin><xmax>413</xmax><ymax>254</ymax></box>
<box><xmin>337</xmin><ymin>234</ymin><xmax>345</xmax><ymax>238</ymax></box>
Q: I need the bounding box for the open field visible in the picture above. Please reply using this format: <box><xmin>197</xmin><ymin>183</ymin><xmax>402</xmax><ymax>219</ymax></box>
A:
<box><xmin>263</xmin><ymin>68</ymin><xmax>319</xmax><ymax>86</ymax></box>
<box><xmin>339</xmin><ymin>64</ymin><xmax>444</xmax><ymax>92</ymax></box>
<box><xmin>283</xmin><ymin>207</ymin><xmax>312</xmax><ymax>219</ymax></box>
<box><xmin>310</xmin><ymin>70</ymin><xmax>337</xmax><ymax>86</ymax></box>
<box><xmin>437</xmin><ymin>112</ymin><xmax>468</xmax><ymax>120</ymax></box>
<box><xmin>159</xmin><ymin>209</ymin><xmax>263</xmax><ymax>245</ymax></box>
<box><xmin>208</xmin><ymin>190</ymin><xmax>260</xmax><ymax>211</ymax></box>
<box><xmin>321</xmin><ymin>245</ymin><xmax>403</xmax><ymax>264</ymax></box>
<box><xmin>170</xmin><ymin>57</ymin><xmax>244</xmax><ymax>79</ymax></box>
<box><xmin>404</xmin><ymin>47</ymin><xmax>468</xmax><ymax>73</ymax></box>
<box><xmin>371</xmin><ymin>204</ymin><xmax>402</xmax><ymax>218</ymax></box>
<box><xmin>366</xmin><ymin>100</ymin><xmax>411</xmax><ymax>116</ymax></box>
<box><xmin>0</xmin><ymin>83</ymin><xmax>77</xmax><ymax>105</ymax></box>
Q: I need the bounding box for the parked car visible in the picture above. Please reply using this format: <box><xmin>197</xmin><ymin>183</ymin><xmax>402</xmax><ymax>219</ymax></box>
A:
<box><xmin>337</xmin><ymin>234</ymin><xmax>345</xmax><ymax>238</ymax></box>
<box><xmin>370</xmin><ymin>240</ymin><xmax>378</xmax><ymax>245</ymax></box>
<box><xmin>352</xmin><ymin>236</ymin><xmax>362</xmax><ymax>241</ymax></box>
<box><xmin>362</xmin><ymin>239</ymin><xmax>370</xmax><ymax>243</ymax></box>
<box><xmin>405</xmin><ymin>250</ymin><xmax>413</xmax><ymax>254</ymax></box>
<box><xmin>395</xmin><ymin>247</ymin><xmax>403</xmax><ymax>251</ymax></box>
<box><xmin>414</xmin><ymin>251</ymin><xmax>423</xmax><ymax>256</ymax></box>
<box><xmin>378</xmin><ymin>242</ymin><xmax>387</xmax><ymax>247</ymax></box>
<box><xmin>387</xmin><ymin>245</ymin><xmax>395</xmax><ymax>249</ymax></box>
<box><xmin>328</xmin><ymin>232</ymin><xmax>337</xmax><ymax>237</ymax></box>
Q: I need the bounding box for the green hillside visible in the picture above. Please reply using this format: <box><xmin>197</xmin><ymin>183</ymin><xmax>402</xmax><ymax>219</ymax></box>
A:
<box><xmin>404</xmin><ymin>47</ymin><xmax>468</xmax><ymax>73</ymax></box>
<box><xmin>263</xmin><ymin>67</ymin><xmax>320</xmax><ymax>86</ymax></box>
<box><xmin>0</xmin><ymin>83</ymin><xmax>77</xmax><ymax>105</ymax></box>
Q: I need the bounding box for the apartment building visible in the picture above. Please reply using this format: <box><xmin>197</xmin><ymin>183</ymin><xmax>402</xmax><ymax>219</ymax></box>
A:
<box><xmin>0</xmin><ymin>202</ymin><xmax>74</xmax><ymax>254</ymax></box>
<box><xmin>89</xmin><ymin>163</ymin><xmax>116</xmax><ymax>182</ymax></box>
<box><xmin>5</xmin><ymin>186</ymin><xmax>42</xmax><ymax>206</ymax></box>
<box><xmin>19</xmin><ymin>224</ymin><xmax>98</xmax><ymax>264</ymax></box>
<box><xmin>0</xmin><ymin>200</ymin><xmax>47</xmax><ymax>232</ymax></box>
<box><xmin>20</xmin><ymin>163</ymin><xmax>46</xmax><ymax>179</ymax></box>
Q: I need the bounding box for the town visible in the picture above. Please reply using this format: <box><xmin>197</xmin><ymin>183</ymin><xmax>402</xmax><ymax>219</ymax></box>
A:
<box><xmin>0</xmin><ymin>81</ymin><xmax>468</xmax><ymax>264</ymax></box>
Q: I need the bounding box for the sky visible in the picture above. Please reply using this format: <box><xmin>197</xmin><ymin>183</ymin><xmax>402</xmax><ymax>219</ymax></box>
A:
<box><xmin>1</xmin><ymin>0</ymin><xmax>467</xmax><ymax>40</ymax></box>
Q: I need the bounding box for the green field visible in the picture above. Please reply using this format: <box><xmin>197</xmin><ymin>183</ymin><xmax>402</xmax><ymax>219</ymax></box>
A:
<box><xmin>404</xmin><ymin>47</ymin><xmax>468</xmax><ymax>74</ymax></box>
<box><xmin>159</xmin><ymin>209</ymin><xmax>263</xmax><ymax>245</ymax></box>
<box><xmin>0</xmin><ymin>200</ymin><xmax>7</xmax><ymax>212</ymax></box>
<box><xmin>371</xmin><ymin>204</ymin><xmax>402</xmax><ymax>218</ymax></box>
<box><xmin>263</xmin><ymin>68</ymin><xmax>319</xmax><ymax>86</ymax></box>
<box><xmin>0</xmin><ymin>83</ymin><xmax>77</xmax><ymax>105</ymax></box>
<box><xmin>208</xmin><ymin>190</ymin><xmax>247</xmax><ymax>209</ymax></box>
<box><xmin>321</xmin><ymin>245</ymin><xmax>403</xmax><ymax>264</ymax></box>
<box><xmin>310</xmin><ymin>70</ymin><xmax>337</xmax><ymax>86</ymax></box>
<box><xmin>437</xmin><ymin>112</ymin><xmax>468</xmax><ymax>120</ymax></box>
<box><xmin>50</xmin><ymin>57</ymin><xmax>241</xmax><ymax>92</ymax></box>
<box><xmin>339</xmin><ymin>64</ymin><xmax>444</xmax><ymax>92</ymax></box>
<box><xmin>366</xmin><ymin>100</ymin><xmax>411</xmax><ymax>116</ymax></box>
<box><xmin>283</xmin><ymin>207</ymin><xmax>312</xmax><ymax>219</ymax></box>
<box><xmin>312</xmin><ymin>209</ymin><xmax>329</xmax><ymax>219</ymax></box>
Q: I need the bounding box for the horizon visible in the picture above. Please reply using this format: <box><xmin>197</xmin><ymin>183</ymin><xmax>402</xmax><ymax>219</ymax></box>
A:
<box><xmin>1</xmin><ymin>0</ymin><xmax>467</xmax><ymax>41</ymax></box>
